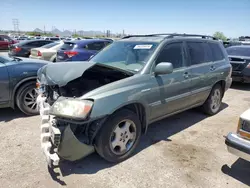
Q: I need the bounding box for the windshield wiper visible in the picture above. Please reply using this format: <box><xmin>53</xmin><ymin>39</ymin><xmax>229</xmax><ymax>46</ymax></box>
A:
<box><xmin>11</xmin><ymin>57</ymin><xmax>22</xmax><ymax>61</ymax></box>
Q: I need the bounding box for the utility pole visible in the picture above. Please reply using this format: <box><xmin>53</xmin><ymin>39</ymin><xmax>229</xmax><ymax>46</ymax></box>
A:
<box><xmin>44</xmin><ymin>25</ymin><xmax>46</xmax><ymax>34</ymax></box>
<box><xmin>12</xmin><ymin>19</ymin><xmax>19</xmax><ymax>36</ymax></box>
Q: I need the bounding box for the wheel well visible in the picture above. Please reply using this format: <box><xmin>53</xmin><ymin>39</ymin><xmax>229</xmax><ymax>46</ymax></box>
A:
<box><xmin>12</xmin><ymin>79</ymin><xmax>36</xmax><ymax>108</ymax></box>
<box><xmin>214</xmin><ymin>80</ymin><xmax>226</xmax><ymax>97</ymax></box>
<box><xmin>115</xmin><ymin>103</ymin><xmax>147</xmax><ymax>134</ymax></box>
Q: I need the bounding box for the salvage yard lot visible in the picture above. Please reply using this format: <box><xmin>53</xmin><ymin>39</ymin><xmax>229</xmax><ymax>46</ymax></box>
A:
<box><xmin>0</xmin><ymin>51</ymin><xmax>250</xmax><ymax>188</ymax></box>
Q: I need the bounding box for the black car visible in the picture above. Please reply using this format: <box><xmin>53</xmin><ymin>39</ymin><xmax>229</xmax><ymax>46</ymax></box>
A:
<box><xmin>0</xmin><ymin>55</ymin><xmax>48</xmax><ymax>114</ymax></box>
<box><xmin>8</xmin><ymin>40</ymin><xmax>54</xmax><ymax>58</ymax></box>
<box><xmin>226</xmin><ymin>45</ymin><xmax>250</xmax><ymax>83</ymax></box>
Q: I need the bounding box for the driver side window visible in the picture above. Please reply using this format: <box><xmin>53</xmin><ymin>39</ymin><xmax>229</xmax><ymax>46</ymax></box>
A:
<box><xmin>156</xmin><ymin>42</ymin><xmax>184</xmax><ymax>69</ymax></box>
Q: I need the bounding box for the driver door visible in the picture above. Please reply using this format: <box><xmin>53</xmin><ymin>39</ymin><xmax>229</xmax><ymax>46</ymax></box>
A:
<box><xmin>0</xmin><ymin>62</ymin><xmax>10</xmax><ymax>104</ymax></box>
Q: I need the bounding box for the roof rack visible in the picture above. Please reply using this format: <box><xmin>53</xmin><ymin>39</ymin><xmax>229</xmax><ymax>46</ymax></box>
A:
<box><xmin>122</xmin><ymin>33</ymin><xmax>218</xmax><ymax>40</ymax></box>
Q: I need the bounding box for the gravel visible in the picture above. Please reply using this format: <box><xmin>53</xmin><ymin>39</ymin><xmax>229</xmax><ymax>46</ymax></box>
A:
<box><xmin>0</xmin><ymin>51</ymin><xmax>250</xmax><ymax>188</ymax></box>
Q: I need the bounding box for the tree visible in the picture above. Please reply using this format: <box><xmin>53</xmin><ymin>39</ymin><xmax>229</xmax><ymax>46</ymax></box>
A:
<box><xmin>213</xmin><ymin>31</ymin><xmax>227</xmax><ymax>41</ymax></box>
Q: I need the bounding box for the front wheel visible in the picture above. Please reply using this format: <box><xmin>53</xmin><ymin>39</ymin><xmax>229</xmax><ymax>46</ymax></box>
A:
<box><xmin>94</xmin><ymin>109</ymin><xmax>141</xmax><ymax>163</ymax></box>
<box><xmin>16</xmin><ymin>82</ymin><xmax>39</xmax><ymax>115</ymax></box>
<box><xmin>202</xmin><ymin>84</ymin><xmax>223</xmax><ymax>115</ymax></box>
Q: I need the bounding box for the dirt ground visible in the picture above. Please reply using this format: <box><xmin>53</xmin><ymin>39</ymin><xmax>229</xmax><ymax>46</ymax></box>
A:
<box><xmin>0</xmin><ymin>52</ymin><xmax>250</xmax><ymax>188</ymax></box>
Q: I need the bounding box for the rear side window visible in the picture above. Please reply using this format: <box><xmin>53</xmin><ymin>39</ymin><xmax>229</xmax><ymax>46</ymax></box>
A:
<box><xmin>42</xmin><ymin>42</ymin><xmax>59</xmax><ymax>49</ymax></box>
<box><xmin>156</xmin><ymin>42</ymin><xmax>184</xmax><ymax>69</ymax></box>
<box><xmin>209</xmin><ymin>43</ymin><xmax>224</xmax><ymax>61</ymax></box>
<box><xmin>202</xmin><ymin>43</ymin><xmax>214</xmax><ymax>62</ymax></box>
<box><xmin>60</xmin><ymin>42</ymin><xmax>76</xmax><ymax>50</ymax></box>
<box><xmin>187</xmin><ymin>42</ymin><xmax>206</xmax><ymax>65</ymax></box>
<box><xmin>27</xmin><ymin>41</ymin><xmax>40</xmax><ymax>47</ymax></box>
<box><xmin>84</xmin><ymin>42</ymin><xmax>106</xmax><ymax>51</ymax></box>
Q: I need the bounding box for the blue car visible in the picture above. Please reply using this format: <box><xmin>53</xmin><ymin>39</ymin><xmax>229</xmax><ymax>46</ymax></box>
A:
<box><xmin>56</xmin><ymin>39</ymin><xmax>112</xmax><ymax>62</ymax></box>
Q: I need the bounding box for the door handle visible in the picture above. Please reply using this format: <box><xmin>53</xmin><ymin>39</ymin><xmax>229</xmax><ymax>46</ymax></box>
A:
<box><xmin>183</xmin><ymin>72</ymin><xmax>189</xmax><ymax>79</ymax></box>
<box><xmin>210</xmin><ymin>66</ymin><xmax>216</xmax><ymax>71</ymax></box>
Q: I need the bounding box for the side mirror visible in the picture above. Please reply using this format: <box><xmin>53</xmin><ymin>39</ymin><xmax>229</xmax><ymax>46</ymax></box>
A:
<box><xmin>154</xmin><ymin>62</ymin><xmax>173</xmax><ymax>75</ymax></box>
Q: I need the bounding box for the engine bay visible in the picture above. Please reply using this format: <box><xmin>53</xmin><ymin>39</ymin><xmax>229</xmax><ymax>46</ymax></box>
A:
<box><xmin>45</xmin><ymin>64</ymin><xmax>133</xmax><ymax>104</ymax></box>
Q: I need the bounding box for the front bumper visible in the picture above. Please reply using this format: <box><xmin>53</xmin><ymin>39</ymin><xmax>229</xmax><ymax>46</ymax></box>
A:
<box><xmin>225</xmin><ymin>132</ymin><xmax>250</xmax><ymax>162</ymax></box>
<box><xmin>37</xmin><ymin>95</ymin><xmax>95</xmax><ymax>167</ymax></box>
<box><xmin>232</xmin><ymin>70</ymin><xmax>250</xmax><ymax>83</ymax></box>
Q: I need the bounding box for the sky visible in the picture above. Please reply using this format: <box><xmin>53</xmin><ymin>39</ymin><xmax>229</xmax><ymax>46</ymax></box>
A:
<box><xmin>0</xmin><ymin>0</ymin><xmax>249</xmax><ymax>38</ymax></box>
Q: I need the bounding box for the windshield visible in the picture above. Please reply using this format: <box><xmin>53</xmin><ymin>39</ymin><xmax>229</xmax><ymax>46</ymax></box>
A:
<box><xmin>91</xmin><ymin>41</ymin><xmax>159</xmax><ymax>72</ymax></box>
<box><xmin>226</xmin><ymin>47</ymin><xmax>250</xmax><ymax>57</ymax></box>
<box><xmin>42</xmin><ymin>42</ymin><xmax>59</xmax><ymax>49</ymax></box>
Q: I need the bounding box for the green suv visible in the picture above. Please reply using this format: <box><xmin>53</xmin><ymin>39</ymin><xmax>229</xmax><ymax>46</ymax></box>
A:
<box><xmin>37</xmin><ymin>34</ymin><xmax>232</xmax><ymax>167</ymax></box>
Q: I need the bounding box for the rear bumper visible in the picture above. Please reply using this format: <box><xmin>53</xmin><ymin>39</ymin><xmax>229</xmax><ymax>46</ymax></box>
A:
<box><xmin>225</xmin><ymin>77</ymin><xmax>232</xmax><ymax>91</ymax></box>
<box><xmin>225</xmin><ymin>132</ymin><xmax>250</xmax><ymax>162</ymax></box>
<box><xmin>8</xmin><ymin>51</ymin><xmax>29</xmax><ymax>57</ymax></box>
<box><xmin>37</xmin><ymin>95</ymin><xmax>95</xmax><ymax>167</ymax></box>
<box><xmin>29</xmin><ymin>55</ymin><xmax>43</xmax><ymax>60</ymax></box>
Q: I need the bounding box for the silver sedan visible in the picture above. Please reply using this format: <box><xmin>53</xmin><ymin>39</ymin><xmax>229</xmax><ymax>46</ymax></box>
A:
<box><xmin>29</xmin><ymin>41</ymin><xmax>63</xmax><ymax>62</ymax></box>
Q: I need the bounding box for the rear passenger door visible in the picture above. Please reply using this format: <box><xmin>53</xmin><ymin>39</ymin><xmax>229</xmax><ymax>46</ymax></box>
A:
<box><xmin>186</xmin><ymin>41</ymin><xmax>218</xmax><ymax>105</ymax></box>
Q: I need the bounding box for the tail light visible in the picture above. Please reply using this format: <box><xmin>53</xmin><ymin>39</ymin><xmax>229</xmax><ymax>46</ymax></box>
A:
<box><xmin>13</xmin><ymin>46</ymin><xmax>21</xmax><ymax>52</ymax></box>
<box><xmin>237</xmin><ymin>118</ymin><xmax>250</xmax><ymax>140</ymax></box>
<box><xmin>37</xmin><ymin>51</ymin><xmax>42</xmax><ymax>56</ymax></box>
<box><xmin>64</xmin><ymin>51</ymin><xmax>78</xmax><ymax>58</ymax></box>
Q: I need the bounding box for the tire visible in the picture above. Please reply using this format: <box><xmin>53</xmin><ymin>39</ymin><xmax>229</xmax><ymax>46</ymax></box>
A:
<box><xmin>94</xmin><ymin>109</ymin><xmax>142</xmax><ymax>163</ymax></box>
<box><xmin>202</xmin><ymin>84</ymin><xmax>223</xmax><ymax>115</ymax></box>
<box><xmin>16</xmin><ymin>82</ymin><xmax>39</xmax><ymax>115</ymax></box>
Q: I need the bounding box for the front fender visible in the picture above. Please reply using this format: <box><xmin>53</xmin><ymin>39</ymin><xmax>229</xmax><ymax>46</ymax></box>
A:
<box><xmin>86</xmin><ymin>87</ymin><xmax>150</xmax><ymax>125</ymax></box>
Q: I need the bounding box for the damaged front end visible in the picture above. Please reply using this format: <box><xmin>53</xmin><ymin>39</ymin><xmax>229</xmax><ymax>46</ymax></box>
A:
<box><xmin>38</xmin><ymin>95</ymin><xmax>108</xmax><ymax>167</ymax></box>
<box><xmin>36</xmin><ymin>62</ymin><xmax>132</xmax><ymax>167</ymax></box>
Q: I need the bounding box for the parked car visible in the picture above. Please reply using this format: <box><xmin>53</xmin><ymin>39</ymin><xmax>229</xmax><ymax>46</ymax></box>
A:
<box><xmin>226</xmin><ymin>45</ymin><xmax>250</xmax><ymax>83</ymax></box>
<box><xmin>0</xmin><ymin>55</ymin><xmax>48</xmax><ymax>115</ymax></box>
<box><xmin>0</xmin><ymin>35</ymin><xmax>17</xmax><ymax>50</ymax></box>
<box><xmin>29</xmin><ymin>41</ymin><xmax>63</xmax><ymax>62</ymax></box>
<box><xmin>37</xmin><ymin>33</ymin><xmax>232</xmax><ymax>167</ymax></box>
<box><xmin>56</xmin><ymin>39</ymin><xmax>112</xmax><ymax>62</ymax></box>
<box><xmin>18</xmin><ymin>36</ymin><xmax>28</xmax><ymax>41</ymax></box>
<box><xmin>8</xmin><ymin>40</ymin><xmax>54</xmax><ymax>58</ymax></box>
<box><xmin>223</xmin><ymin>41</ymin><xmax>242</xmax><ymax>48</ymax></box>
<box><xmin>43</xmin><ymin>37</ymin><xmax>60</xmax><ymax>41</ymax></box>
<box><xmin>225</xmin><ymin>108</ymin><xmax>250</xmax><ymax>162</ymax></box>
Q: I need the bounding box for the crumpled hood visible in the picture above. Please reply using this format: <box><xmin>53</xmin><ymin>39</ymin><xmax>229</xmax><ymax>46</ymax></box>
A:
<box><xmin>38</xmin><ymin>61</ymin><xmax>96</xmax><ymax>87</ymax></box>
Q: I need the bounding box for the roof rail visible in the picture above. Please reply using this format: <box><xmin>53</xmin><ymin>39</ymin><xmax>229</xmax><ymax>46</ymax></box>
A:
<box><xmin>122</xmin><ymin>34</ymin><xmax>160</xmax><ymax>39</ymax></box>
<box><xmin>122</xmin><ymin>33</ymin><xmax>218</xmax><ymax>40</ymax></box>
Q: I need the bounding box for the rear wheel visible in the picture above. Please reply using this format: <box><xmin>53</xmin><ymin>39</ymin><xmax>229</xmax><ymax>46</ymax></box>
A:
<box><xmin>16</xmin><ymin>82</ymin><xmax>39</xmax><ymax>115</ymax></box>
<box><xmin>94</xmin><ymin>109</ymin><xmax>141</xmax><ymax>163</ymax></box>
<box><xmin>202</xmin><ymin>84</ymin><xmax>222</xmax><ymax>115</ymax></box>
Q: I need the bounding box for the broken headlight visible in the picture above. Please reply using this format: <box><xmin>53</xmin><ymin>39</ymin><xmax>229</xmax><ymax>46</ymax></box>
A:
<box><xmin>50</xmin><ymin>97</ymin><xmax>93</xmax><ymax>120</ymax></box>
